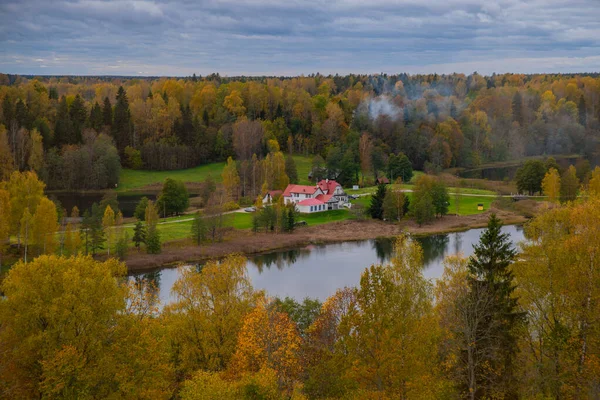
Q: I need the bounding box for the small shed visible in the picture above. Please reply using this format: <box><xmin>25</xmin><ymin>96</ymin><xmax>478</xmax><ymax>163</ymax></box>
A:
<box><xmin>477</xmin><ymin>203</ymin><xmax>484</xmax><ymax>211</ymax></box>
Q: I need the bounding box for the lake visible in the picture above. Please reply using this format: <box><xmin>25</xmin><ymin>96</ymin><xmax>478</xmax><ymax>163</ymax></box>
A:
<box><xmin>130</xmin><ymin>225</ymin><xmax>525</xmax><ymax>304</ymax></box>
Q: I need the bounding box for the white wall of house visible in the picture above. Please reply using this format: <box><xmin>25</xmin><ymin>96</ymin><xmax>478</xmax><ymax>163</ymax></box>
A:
<box><xmin>297</xmin><ymin>203</ymin><xmax>327</xmax><ymax>213</ymax></box>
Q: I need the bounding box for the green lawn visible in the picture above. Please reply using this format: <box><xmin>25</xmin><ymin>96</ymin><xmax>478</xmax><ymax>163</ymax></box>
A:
<box><xmin>296</xmin><ymin>209</ymin><xmax>352</xmax><ymax>225</ymax></box>
<box><xmin>293</xmin><ymin>155</ymin><xmax>315</xmax><ymax>185</ymax></box>
<box><xmin>349</xmin><ymin>193</ymin><xmax>495</xmax><ymax>217</ymax></box>
<box><xmin>118</xmin><ymin>162</ymin><xmax>225</xmax><ymax>192</ymax></box>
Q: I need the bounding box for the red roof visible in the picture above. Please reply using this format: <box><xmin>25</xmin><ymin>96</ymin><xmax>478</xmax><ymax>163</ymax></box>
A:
<box><xmin>298</xmin><ymin>198</ymin><xmax>325</xmax><ymax>206</ymax></box>
<box><xmin>282</xmin><ymin>184</ymin><xmax>320</xmax><ymax>197</ymax></box>
<box><xmin>267</xmin><ymin>190</ymin><xmax>282</xmax><ymax>197</ymax></box>
<box><xmin>316</xmin><ymin>193</ymin><xmax>334</xmax><ymax>203</ymax></box>
<box><xmin>317</xmin><ymin>179</ymin><xmax>340</xmax><ymax>194</ymax></box>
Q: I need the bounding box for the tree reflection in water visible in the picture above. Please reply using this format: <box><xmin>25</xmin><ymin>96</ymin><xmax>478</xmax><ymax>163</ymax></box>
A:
<box><xmin>415</xmin><ymin>234</ymin><xmax>450</xmax><ymax>264</ymax></box>
<box><xmin>251</xmin><ymin>248</ymin><xmax>311</xmax><ymax>273</ymax></box>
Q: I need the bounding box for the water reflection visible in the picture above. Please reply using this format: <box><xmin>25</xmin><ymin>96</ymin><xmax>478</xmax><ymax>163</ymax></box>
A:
<box><xmin>129</xmin><ymin>225</ymin><xmax>525</xmax><ymax>305</ymax></box>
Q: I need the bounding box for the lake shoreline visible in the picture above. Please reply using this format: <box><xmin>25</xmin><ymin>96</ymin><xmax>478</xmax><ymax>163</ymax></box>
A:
<box><xmin>118</xmin><ymin>208</ymin><xmax>528</xmax><ymax>273</ymax></box>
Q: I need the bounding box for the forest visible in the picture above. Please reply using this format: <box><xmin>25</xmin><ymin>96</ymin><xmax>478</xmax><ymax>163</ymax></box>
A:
<box><xmin>1</xmin><ymin>72</ymin><xmax>600</xmax><ymax>191</ymax></box>
<box><xmin>1</xmin><ymin>194</ymin><xmax>600</xmax><ymax>399</ymax></box>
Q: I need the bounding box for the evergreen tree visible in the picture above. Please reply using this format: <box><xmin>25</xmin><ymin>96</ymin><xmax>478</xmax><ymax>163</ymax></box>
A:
<box><xmin>512</xmin><ymin>91</ymin><xmax>524</xmax><ymax>125</ymax></box>
<box><xmin>15</xmin><ymin>99</ymin><xmax>33</xmax><ymax>129</ymax></box>
<box><xmin>89</xmin><ymin>101</ymin><xmax>103</xmax><ymax>132</ymax></box>
<box><xmin>102</xmin><ymin>96</ymin><xmax>112</xmax><ymax>127</ymax></box>
<box><xmin>132</xmin><ymin>221</ymin><xmax>146</xmax><ymax>251</ymax></box>
<box><xmin>112</xmin><ymin>86</ymin><xmax>133</xmax><ymax>151</ymax></box>
<box><xmin>134</xmin><ymin>196</ymin><xmax>149</xmax><ymax>221</ymax></box>
<box><xmin>54</xmin><ymin>96</ymin><xmax>74</xmax><ymax>146</ymax></box>
<box><xmin>174</xmin><ymin>104</ymin><xmax>194</xmax><ymax>146</ymax></box>
<box><xmin>80</xmin><ymin>203</ymin><xmax>105</xmax><ymax>255</ymax></box>
<box><xmin>286</xmin><ymin>204</ymin><xmax>296</xmax><ymax>232</ymax></box>
<box><xmin>285</xmin><ymin>155</ymin><xmax>298</xmax><ymax>184</ymax></box>
<box><xmin>466</xmin><ymin>214</ymin><xmax>521</xmax><ymax>398</ymax></box>
<box><xmin>69</xmin><ymin>94</ymin><xmax>87</xmax><ymax>143</ymax></box>
<box><xmin>1</xmin><ymin>95</ymin><xmax>15</xmax><ymax>127</ymax></box>
<box><xmin>368</xmin><ymin>183</ymin><xmax>387</xmax><ymax>220</ymax></box>
<box><xmin>578</xmin><ymin>95</ymin><xmax>587</xmax><ymax>127</ymax></box>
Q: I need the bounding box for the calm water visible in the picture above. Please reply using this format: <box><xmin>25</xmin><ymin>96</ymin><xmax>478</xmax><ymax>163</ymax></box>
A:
<box><xmin>130</xmin><ymin>225</ymin><xmax>525</xmax><ymax>304</ymax></box>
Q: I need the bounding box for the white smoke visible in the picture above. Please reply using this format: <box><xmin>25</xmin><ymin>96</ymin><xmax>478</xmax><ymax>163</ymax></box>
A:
<box><xmin>368</xmin><ymin>95</ymin><xmax>401</xmax><ymax>120</ymax></box>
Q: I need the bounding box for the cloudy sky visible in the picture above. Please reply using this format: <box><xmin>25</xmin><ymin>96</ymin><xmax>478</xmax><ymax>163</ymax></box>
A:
<box><xmin>1</xmin><ymin>0</ymin><xmax>599</xmax><ymax>76</ymax></box>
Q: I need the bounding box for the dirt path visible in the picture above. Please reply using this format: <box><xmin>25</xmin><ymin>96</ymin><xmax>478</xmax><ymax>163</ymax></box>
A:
<box><xmin>122</xmin><ymin>207</ymin><xmax>527</xmax><ymax>272</ymax></box>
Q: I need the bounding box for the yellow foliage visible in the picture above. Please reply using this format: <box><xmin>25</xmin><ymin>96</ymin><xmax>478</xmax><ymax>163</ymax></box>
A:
<box><xmin>32</xmin><ymin>197</ymin><xmax>58</xmax><ymax>255</ymax></box>
<box><xmin>542</xmin><ymin>168</ymin><xmax>561</xmax><ymax>203</ymax></box>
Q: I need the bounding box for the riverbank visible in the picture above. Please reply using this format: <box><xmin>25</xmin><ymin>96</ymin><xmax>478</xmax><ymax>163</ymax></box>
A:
<box><xmin>121</xmin><ymin>207</ymin><xmax>528</xmax><ymax>272</ymax></box>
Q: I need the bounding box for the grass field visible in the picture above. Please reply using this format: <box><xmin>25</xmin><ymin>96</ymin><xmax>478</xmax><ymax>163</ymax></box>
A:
<box><xmin>118</xmin><ymin>162</ymin><xmax>225</xmax><ymax>192</ymax></box>
<box><xmin>350</xmin><ymin>193</ymin><xmax>495</xmax><ymax>216</ymax></box>
<box><xmin>293</xmin><ymin>155</ymin><xmax>314</xmax><ymax>185</ymax></box>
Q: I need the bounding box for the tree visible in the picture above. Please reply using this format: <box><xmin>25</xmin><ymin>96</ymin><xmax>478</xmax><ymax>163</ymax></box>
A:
<box><xmin>382</xmin><ymin>189</ymin><xmax>405</xmax><ymax>221</ymax></box>
<box><xmin>285</xmin><ymin>155</ymin><xmax>298</xmax><ymax>184</ymax></box>
<box><xmin>578</xmin><ymin>95</ymin><xmax>587</xmax><ymax>126</ymax></box>
<box><xmin>0</xmin><ymin>255</ymin><xmax>173</xmax><ymax>399</ymax></box>
<box><xmin>81</xmin><ymin>203</ymin><xmax>105</xmax><ymax>256</ymax></box>
<box><xmin>542</xmin><ymin>168</ymin><xmax>561</xmax><ymax>203</ymax></box>
<box><xmin>132</xmin><ymin>221</ymin><xmax>146</xmax><ymax>251</ymax></box>
<box><xmin>411</xmin><ymin>174</ymin><xmax>437</xmax><ymax>225</ymax></box>
<box><xmin>145</xmin><ymin>201</ymin><xmax>160</xmax><ymax>254</ymax></box>
<box><xmin>513</xmin><ymin>196</ymin><xmax>600</xmax><ymax>397</ymax></box>
<box><xmin>516</xmin><ymin>160</ymin><xmax>546</xmax><ymax>195</ymax></box>
<box><xmin>0</xmin><ymin>124</ymin><xmax>14</xmax><ymax>181</ymax></box>
<box><xmin>134</xmin><ymin>196</ymin><xmax>149</xmax><ymax>221</ymax></box>
<box><xmin>102</xmin><ymin>205</ymin><xmax>115</xmax><ymax>256</ymax></box>
<box><xmin>102</xmin><ymin>96</ymin><xmax>113</xmax><ymax>127</ymax></box>
<box><xmin>27</xmin><ymin>128</ymin><xmax>43</xmax><ymax>172</ymax></box>
<box><xmin>231</xmin><ymin>297</ymin><xmax>303</xmax><ymax>393</ymax></box>
<box><xmin>157</xmin><ymin>178</ymin><xmax>189</xmax><ymax>217</ymax></box>
<box><xmin>64</xmin><ymin>222</ymin><xmax>81</xmax><ymax>256</ymax></box>
<box><xmin>0</xmin><ymin>189</ymin><xmax>10</xmax><ymax>269</ymax></box>
<box><xmin>54</xmin><ymin>96</ymin><xmax>74</xmax><ymax>146</ymax></box>
<box><xmin>165</xmin><ymin>254</ymin><xmax>255</xmax><ymax>375</ymax></box>
<box><xmin>368</xmin><ymin>182</ymin><xmax>387</xmax><ymax>219</ymax></box>
<box><xmin>31</xmin><ymin>197</ymin><xmax>58</xmax><ymax>256</ymax></box>
<box><xmin>431</xmin><ymin>180</ymin><xmax>450</xmax><ymax>217</ymax></box>
<box><xmin>589</xmin><ymin>166</ymin><xmax>600</xmax><ymax>196</ymax></box>
<box><xmin>390</xmin><ymin>152</ymin><xmax>413</xmax><ymax>183</ymax></box>
<box><xmin>512</xmin><ymin>91</ymin><xmax>524</xmax><ymax>126</ymax></box>
<box><xmin>190</xmin><ymin>211</ymin><xmax>207</xmax><ymax>245</ymax></box>
<box><xmin>544</xmin><ymin>156</ymin><xmax>560</xmax><ymax>173</ymax></box>
<box><xmin>112</xmin><ymin>86</ymin><xmax>133</xmax><ymax>151</ymax></box>
<box><xmin>222</xmin><ymin>156</ymin><xmax>240</xmax><ymax>201</ymax></box>
<box><xmin>560</xmin><ymin>164</ymin><xmax>579</xmax><ymax>202</ymax></box>
<box><xmin>69</xmin><ymin>94</ymin><xmax>87</xmax><ymax>143</ymax></box>
<box><xmin>465</xmin><ymin>214</ymin><xmax>521</xmax><ymax>398</ymax></box>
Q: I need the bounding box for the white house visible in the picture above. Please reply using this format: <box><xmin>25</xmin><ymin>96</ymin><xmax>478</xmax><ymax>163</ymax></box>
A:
<box><xmin>262</xmin><ymin>190</ymin><xmax>283</xmax><ymax>204</ymax></box>
<box><xmin>282</xmin><ymin>179</ymin><xmax>348</xmax><ymax>213</ymax></box>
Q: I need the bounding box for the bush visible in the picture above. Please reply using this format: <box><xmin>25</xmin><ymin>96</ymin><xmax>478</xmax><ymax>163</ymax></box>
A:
<box><xmin>115</xmin><ymin>234</ymin><xmax>129</xmax><ymax>260</ymax></box>
<box><xmin>145</xmin><ymin>231</ymin><xmax>161</xmax><ymax>254</ymax></box>
<box><xmin>223</xmin><ymin>201</ymin><xmax>240</xmax><ymax>212</ymax></box>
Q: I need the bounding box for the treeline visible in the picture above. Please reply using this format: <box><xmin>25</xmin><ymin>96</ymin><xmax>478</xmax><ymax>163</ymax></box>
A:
<box><xmin>2</xmin><ymin>198</ymin><xmax>600</xmax><ymax>398</ymax></box>
<box><xmin>1</xmin><ymin>72</ymin><xmax>599</xmax><ymax>189</ymax></box>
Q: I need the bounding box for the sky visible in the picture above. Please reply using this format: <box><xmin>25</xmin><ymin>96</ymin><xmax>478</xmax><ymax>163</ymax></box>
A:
<box><xmin>1</xmin><ymin>0</ymin><xmax>599</xmax><ymax>76</ymax></box>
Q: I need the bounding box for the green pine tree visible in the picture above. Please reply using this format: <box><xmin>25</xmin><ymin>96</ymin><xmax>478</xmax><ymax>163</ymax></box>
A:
<box><xmin>368</xmin><ymin>183</ymin><xmax>387</xmax><ymax>220</ymax></box>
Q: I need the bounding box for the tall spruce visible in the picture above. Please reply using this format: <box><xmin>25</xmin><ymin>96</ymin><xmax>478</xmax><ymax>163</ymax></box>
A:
<box><xmin>512</xmin><ymin>91</ymin><xmax>524</xmax><ymax>126</ymax></box>
<box><xmin>102</xmin><ymin>96</ymin><xmax>113</xmax><ymax>127</ymax></box>
<box><xmin>54</xmin><ymin>96</ymin><xmax>74</xmax><ymax>146</ymax></box>
<box><xmin>69</xmin><ymin>94</ymin><xmax>87</xmax><ymax>143</ymax></box>
<box><xmin>112</xmin><ymin>86</ymin><xmax>133</xmax><ymax>151</ymax></box>
<box><xmin>369</xmin><ymin>182</ymin><xmax>387</xmax><ymax>220</ymax></box>
<box><xmin>89</xmin><ymin>101</ymin><xmax>103</xmax><ymax>132</ymax></box>
<box><xmin>466</xmin><ymin>214</ymin><xmax>521</xmax><ymax>398</ymax></box>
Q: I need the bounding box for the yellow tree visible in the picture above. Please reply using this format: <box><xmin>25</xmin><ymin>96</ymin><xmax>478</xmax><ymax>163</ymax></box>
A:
<box><xmin>102</xmin><ymin>205</ymin><xmax>115</xmax><ymax>256</ymax></box>
<box><xmin>222</xmin><ymin>156</ymin><xmax>240</xmax><ymax>201</ymax></box>
<box><xmin>542</xmin><ymin>167</ymin><xmax>561</xmax><ymax>203</ymax></box>
<box><xmin>231</xmin><ymin>297</ymin><xmax>303</xmax><ymax>394</ymax></box>
<box><xmin>19</xmin><ymin>208</ymin><xmax>33</xmax><ymax>263</ymax></box>
<box><xmin>164</xmin><ymin>254</ymin><xmax>255</xmax><ymax>376</ymax></box>
<box><xmin>27</xmin><ymin>128</ymin><xmax>44</xmax><ymax>173</ymax></box>
<box><xmin>0</xmin><ymin>124</ymin><xmax>14</xmax><ymax>181</ymax></box>
<box><xmin>223</xmin><ymin>89</ymin><xmax>246</xmax><ymax>117</ymax></box>
<box><xmin>514</xmin><ymin>198</ymin><xmax>600</xmax><ymax>398</ymax></box>
<box><xmin>588</xmin><ymin>166</ymin><xmax>600</xmax><ymax>196</ymax></box>
<box><xmin>32</xmin><ymin>197</ymin><xmax>58</xmax><ymax>256</ymax></box>
<box><xmin>560</xmin><ymin>165</ymin><xmax>580</xmax><ymax>202</ymax></box>
<box><xmin>5</xmin><ymin>171</ymin><xmax>45</xmax><ymax>245</ymax></box>
<box><xmin>0</xmin><ymin>188</ymin><xmax>10</xmax><ymax>268</ymax></box>
<box><xmin>0</xmin><ymin>255</ymin><xmax>173</xmax><ymax>399</ymax></box>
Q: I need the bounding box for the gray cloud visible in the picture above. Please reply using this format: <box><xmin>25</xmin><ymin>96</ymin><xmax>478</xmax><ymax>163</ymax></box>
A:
<box><xmin>0</xmin><ymin>0</ymin><xmax>599</xmax><ymax>75</ymax></box>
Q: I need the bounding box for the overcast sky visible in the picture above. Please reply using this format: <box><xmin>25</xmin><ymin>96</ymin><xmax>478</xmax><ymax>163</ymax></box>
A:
<box><xmin>1</xmin><ymin>0</ymin><xmax>599</xmax><ymax>76</ymax></box>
